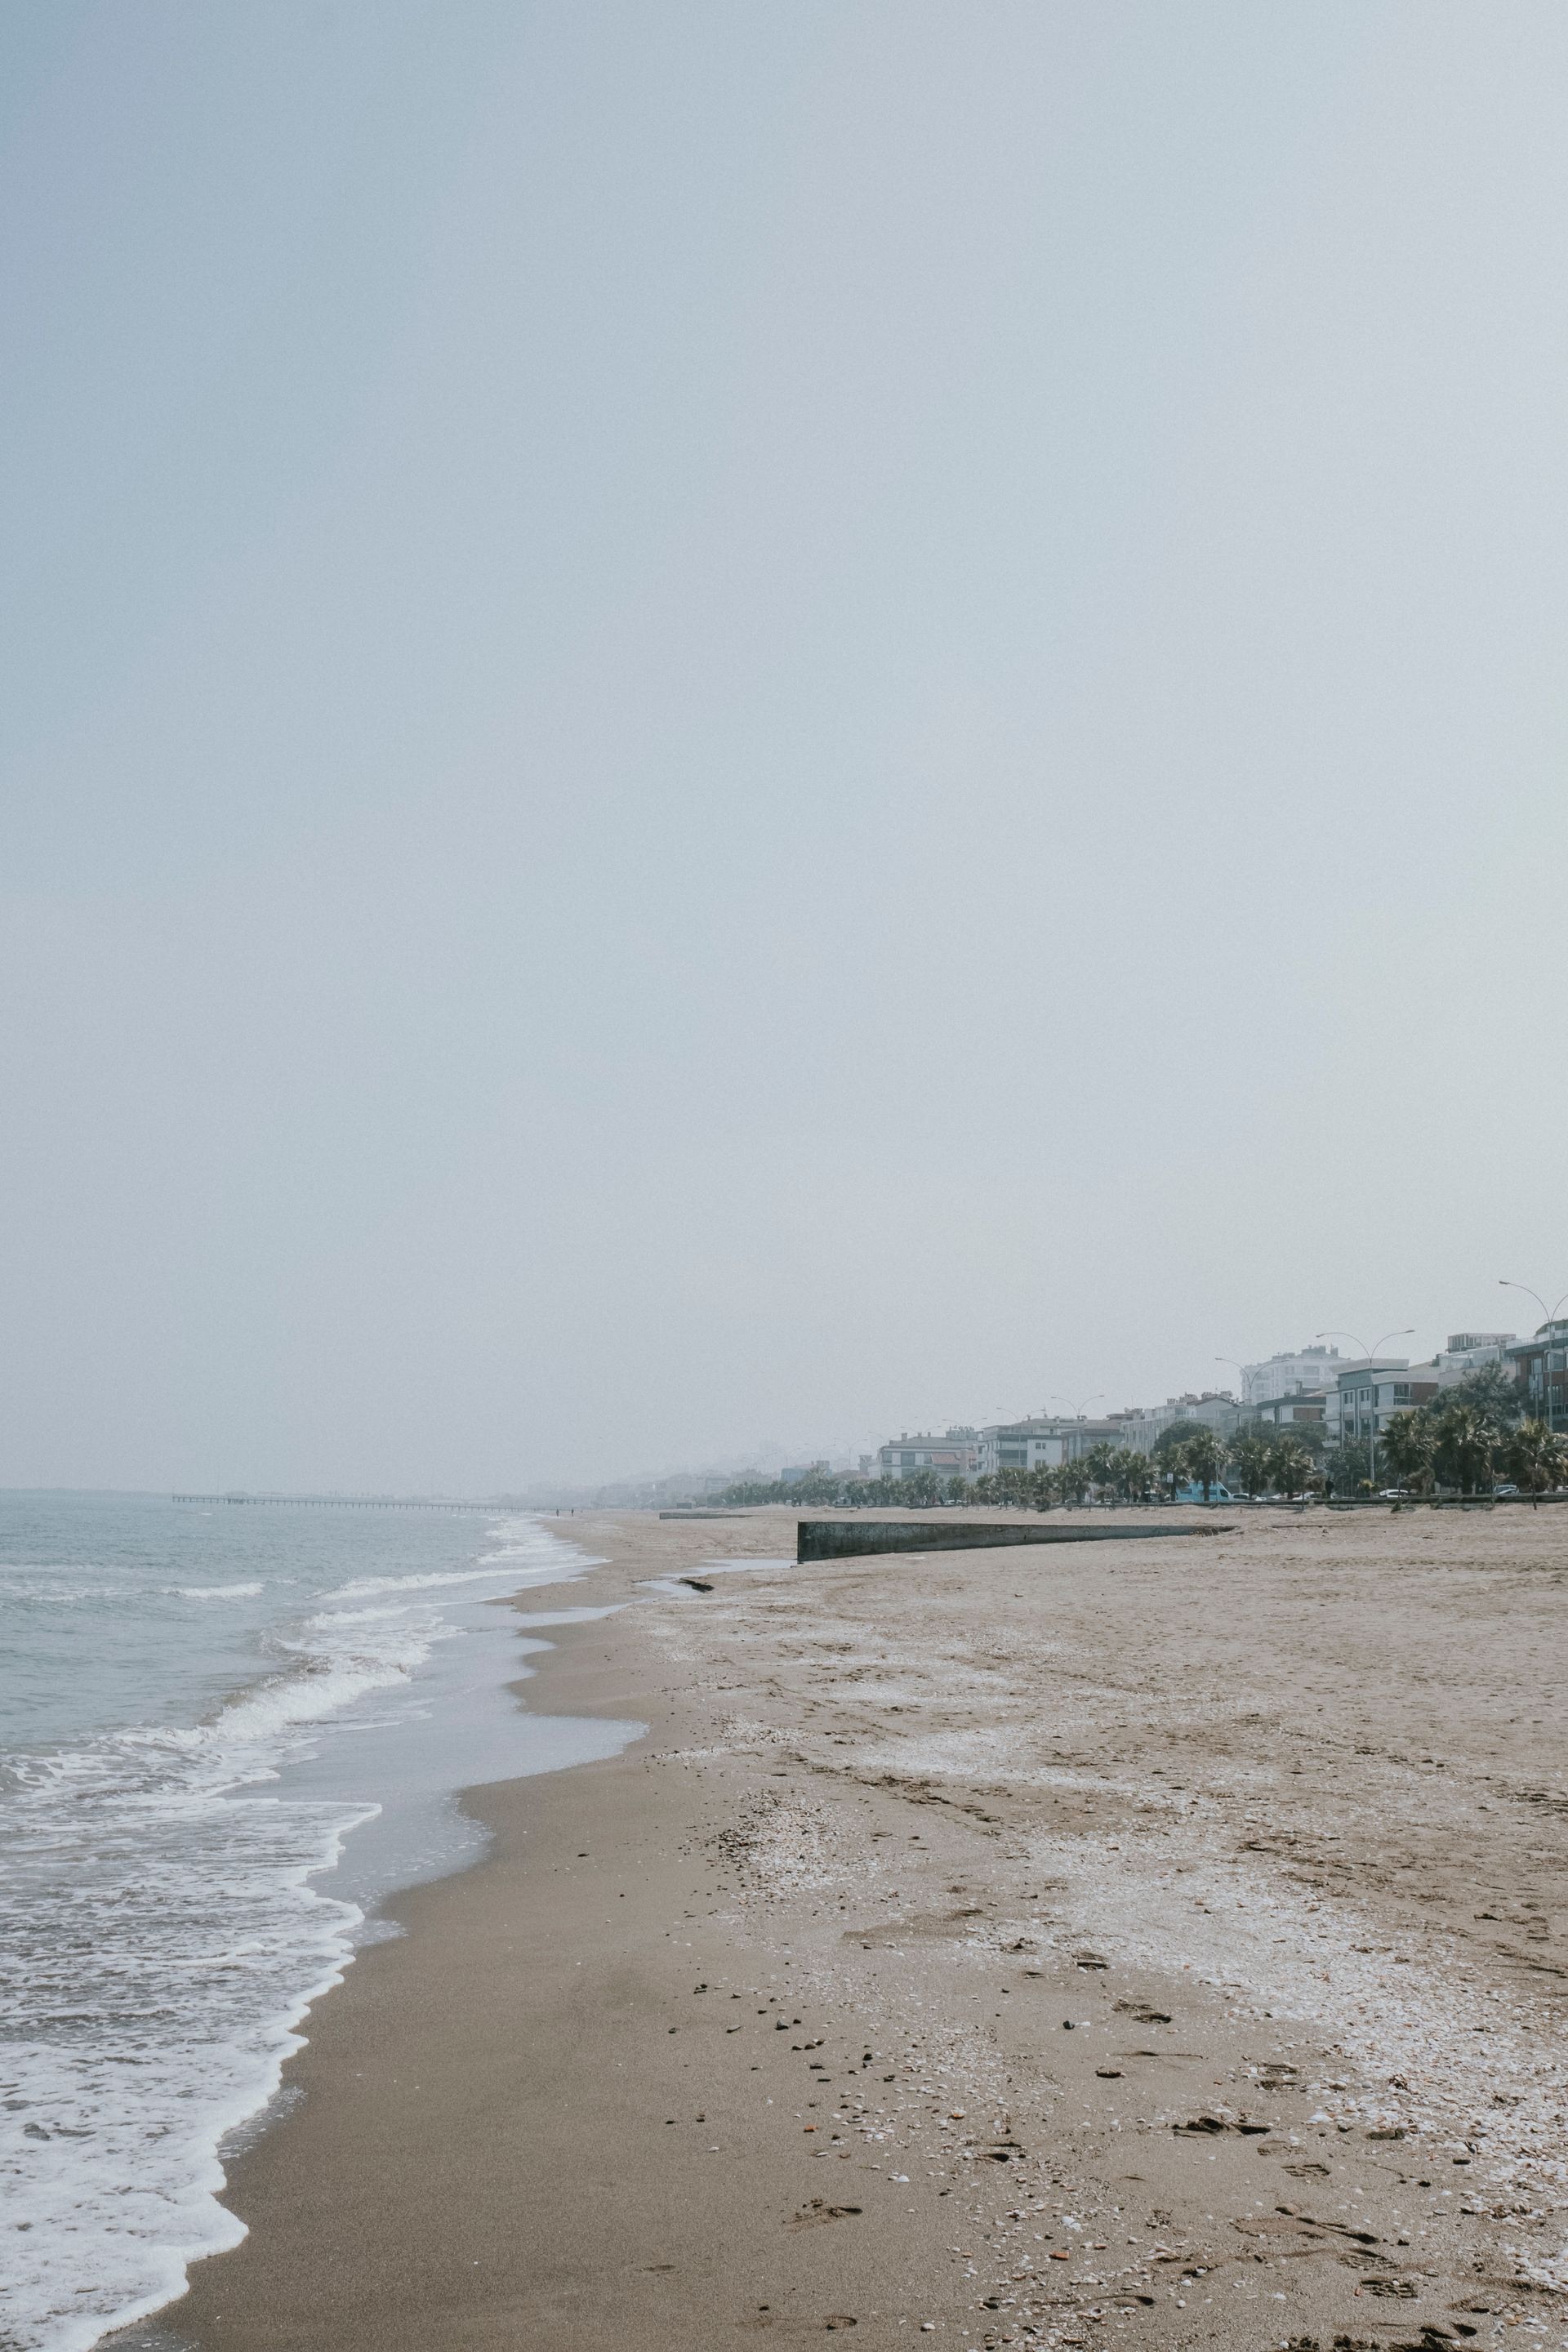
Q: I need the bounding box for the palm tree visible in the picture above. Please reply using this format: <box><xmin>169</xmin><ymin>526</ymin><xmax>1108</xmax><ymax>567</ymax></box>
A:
<box><xmin>1058</xmin><ymin>1455</ymin><xmax>1092</xmax><ymax>1507</ymax></box>
<box><xmin>1227</xmin><ymin>1432</ymin><xmax>1274</xmax><ymax>1498</ymax></box>
<box><xmin>1379</xmin><ymin>1409</ymin><xmax>1434</xmax><ymax>1496</ymax></box>
<box><xmin>1183</xmin><ymin>1428</ymin><xmax>1226</xmax><ymax>1503</ymax></box>
<box><xmin>1027</xmin><ymin>1464</ymin><xmax>1064</xmax><ymax>1512</ymax></box>
<box><xmin>1080</xmin><ymin>1441</ymin><xmax>1120</xmax><ymax>1503</ymax></box>
<box><xmin>1507</xmin><ymin>1419</ymin><xmax>1568</xmax><ymax>1499</ymax></box>
<box><xmin>1271</xmin><ymin>1438</ymin><xmax>1314</xmax><ymax>1500</ymax></box>
<box><xmin>1155</xmin><ymin>1439</ymin><xmax>1191</xmax><ymax>1503</ymax></box>
<box><xmin>1431</xmin><ymin>1402</ymin><xmax>1495</xmax><ymax>1495</ymax></box>
<box><xmin>1112</xmin><ymin>1448</ymin><xmax>1157</xmax><ymax>1503</ymax></box>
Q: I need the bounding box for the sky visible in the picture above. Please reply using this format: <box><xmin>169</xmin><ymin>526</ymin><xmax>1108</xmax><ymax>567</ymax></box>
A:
<box><xmin>2</xmin><ymin>2</ymin><xmax>1566</xmax><ymax>1493</ymax></box>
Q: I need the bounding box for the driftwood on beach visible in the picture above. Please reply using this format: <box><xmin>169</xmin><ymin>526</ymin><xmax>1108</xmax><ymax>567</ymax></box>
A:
<box><xmin>796</xmin><ymin>1517</ymin><xmax>1232</xmax><ymax>1562</ymax></box>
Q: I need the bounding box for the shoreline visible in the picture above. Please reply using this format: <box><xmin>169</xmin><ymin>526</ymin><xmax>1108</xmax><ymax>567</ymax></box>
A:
<box><xmin>120</xmin><ymin>1503</ymin><xmax>1568</xmax><ymax>2350</ymax></box>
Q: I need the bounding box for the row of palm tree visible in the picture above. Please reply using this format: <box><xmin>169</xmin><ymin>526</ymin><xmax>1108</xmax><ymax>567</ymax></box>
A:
<box><xmin>715</xmin><ymin>1406</ymin><xmax>1567</xmax><ymax>1512</ymax></box>
<box><xmin>715</xmin><ymin>1428</ymin><xmax>1298</xmax><ymax>1511</ymax></box>
<box><xmin>1379</xmin><ymin>1401</ymin><xmax>1567</xmax><ymax>1496</ymax></box>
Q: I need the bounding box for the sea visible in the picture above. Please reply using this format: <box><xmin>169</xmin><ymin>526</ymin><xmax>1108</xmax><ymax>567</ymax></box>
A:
<box><xmin>0</xmin><ymin>1490</ymin><xmax>636</xmax><ymax>2352</ymax></box>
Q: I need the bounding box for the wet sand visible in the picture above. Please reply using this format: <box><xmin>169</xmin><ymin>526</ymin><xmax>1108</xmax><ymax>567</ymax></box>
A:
<box><xmin>132</xmin><ymin>1503</ymin><xmax>1568</xmax><ymax>2352</ymax></box>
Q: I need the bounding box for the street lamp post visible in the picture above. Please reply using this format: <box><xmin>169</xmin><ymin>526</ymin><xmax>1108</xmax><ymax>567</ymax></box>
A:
<box><xmin>1051</xmin><ymin>1392</ymin><xmax>1105</xmax><ymax>1421</ymax></box>
<box><xmin>1499</xmin><ymin>1281</ymin><xmax>1568</xmax><ymax>1432</ymax></box>
<box><xmin>1316</xmin><ymin>1328</ymin><xmax>1414</xmax><ymax>1494</ymax></box>
<box><xmin>1214</xmin><ymin>1356</ymin><xmax>1249</xmax><ymax>1454</ymax></box>
<box><xmin>1049</xmin><ymin>1394</ymin><xmax>1105</xmax><ymax>1489</ymax></box>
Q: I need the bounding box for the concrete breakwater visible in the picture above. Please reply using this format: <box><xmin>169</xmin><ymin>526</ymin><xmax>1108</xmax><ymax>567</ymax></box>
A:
<box><xmin>796</xmin><ymin>1517</ymin><xmax>1231</xmax><ymax>1562</ymax></box>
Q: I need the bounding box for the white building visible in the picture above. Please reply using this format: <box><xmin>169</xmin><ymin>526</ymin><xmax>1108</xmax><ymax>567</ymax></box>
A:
<box><xmin>973</xmin><ymin>1419</ymin><xmax>1069</xmax><ymax>1475</ymax></box>
<box><xmin>875</xmin><ymin>1428</ymin><xmax>979</xmax><ymax>1477</ymax></box>
<box><xmin>1241</xmin><ymin>1345</ymin><xmax>1342</xmax><ymax>1405</ymax></box>
<box><xmin>973</xmin><ymin>1417</ymin><xmax>1128</xmax><ymax>1475</ymax></box>
<box><xmin>1119</xmin><ymin>1392</ymin><xmax>1241</xmax><ymax>1456</ymax></box>
<box><xmin>1323</xmin><ymin>1360</ymin><xmax>1437</xmax><ymax>1446</ymax></box>
<box><xmin>1251</xmin><ymin>1389</ymin><xmax>1329</xmax><ymax>1430</ymax></box>
<box><xmin>1434</xmin><ymin>1331</ymin><xmax>1514</xmax><ymax>1381</ymax></box>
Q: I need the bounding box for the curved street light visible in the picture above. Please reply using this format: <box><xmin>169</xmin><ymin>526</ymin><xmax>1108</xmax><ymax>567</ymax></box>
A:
<box><xmin>1047</xmin><ymin>1393</ymin><xmax>1105</xmax><ymax>1486</ymax></box>
<box><xmin>1052</xmin><ymin>1392</ymin><xmax>1104</xmax><ymax>1421</ymax></box>
<box><xmin>1316</xmin><ymin>1328</ymin><xmax>1414</xmax><ymax>1494</ymax></box>
<box><xmin>1498</xmin><ymin>1278</ymin><xmax>1568</xmax><ymax>1329</ymax></box>
<box><xmin>1499</xmin><ymin>1281</ymin><xmax>1568</xmax><ymax>1432</ymax></box>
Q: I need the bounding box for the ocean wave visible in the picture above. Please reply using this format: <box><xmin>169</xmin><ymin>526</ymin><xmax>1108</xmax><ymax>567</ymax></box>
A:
<box><xmin>0</xmin><ymin>1784</ymin><xmax>371</xmax><ymax>2352</ymax></box>
<box><xmin>0</xmin><ymin>1508</ymin><xmax>601</xmax><ymax>2352</ymax></box>
<box><xmin>325</xmin><ymin>1560</ymin><xmax>546</xmax><ymax>1600</ymax></box>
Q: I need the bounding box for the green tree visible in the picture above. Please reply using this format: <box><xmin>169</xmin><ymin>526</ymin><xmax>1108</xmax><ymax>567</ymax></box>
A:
<box><xmin>1442</xmin><ymin>1365</ymin><xmax>1525</xmax><ymax>1430</ymax></box>
<box><xmin>1506</xmin><ymin>1419</ymin><xmax>1568</xmax><ymax>1499</ymax></box>
<box><xmin>1058</xmin><ymin>1455</ymin><xmax>1092</xmax><ymax>1506</ymax></box>
<box><xmin>1027</xmin><ymin>1464</ymin><xmax>1062</xmax><ymax>1511</ymax></box>
<box><xmin>1227</xmin><ymin>1431</ymin><xmax>1275</xmax><ymax>1498</ymax></box>
<box><xmin>1429</xmin><ymin>1401</ymin><xmax>1496</xmax><ymax>1494</ymax></box>
<box><xmin>1152</xmin><ymin>1420</ymin><xmax>1208</xmax><ymax>1502</ymax></box>
<box><xmin>1154</xmin><ymin>1439</ymin><xmax>1190</xmax><ymax>1503</ymax></box>
<box><xmin>1323</xmin><ymin>1435</ymin><xmax>1372</xmax><ymax>1498</ymax></box>
<box><xmin>1183</xmin><ymin>1428</ymin><xmax>1226</xmax><ymax>1502</ymax></box>
<box><xmin>1110</xmin><ymin>1447</ymin><xmax>1157</xmax><ymax>1503</ymax></box>
<box><xmin>1270</xmin><ymin>1438</ymin><xmax>1315</xmax><ymax>1499</ymax></box>
<box><xmin>1080</xmin><ymin>1441</ymin><xmax>1121</xmax><ymax>1501</ymax></box>
<box><xmin>1379</xmin><ymin>1409</ymin><xmax>1434</xmax><ymax>1495</ymax></box>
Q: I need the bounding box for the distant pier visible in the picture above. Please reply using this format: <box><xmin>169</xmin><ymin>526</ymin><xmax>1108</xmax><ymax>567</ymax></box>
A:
<box><xmin>171</xmin><ymin>1494</ymin><xmax>497</xmax><ymax>1512</ymax></box>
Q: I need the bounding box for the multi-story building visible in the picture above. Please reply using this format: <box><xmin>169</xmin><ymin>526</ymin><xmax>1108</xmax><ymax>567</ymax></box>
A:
<box><xmin>1250</xmin><ymin>1389</ymin><xmax>1328</xmax><ymax>1429</ymax></box>
<box><xmin>973</xmin><ymin>1419</ymin><xmax>1067</xmax><ymax>1475</ymax></box>
<box><xmin>875</xmin><ymin>1428</ymin><xmax>979</xmax><ymax>1478</ymax></box>
<box><xmin>973</xmin><ymin>1417</ymin><xmax>1129</xmax><ymax>1475</ymax></box>
<box><xmin>1118</xmin><ymin>1392</ymin><xmax>1242</xmax><ymax>1456</ymax></box>
<box><xmin>1504</xmin><ymin>1324</ymin><xmax>1568</xmax><ymax>1432</ymax></box>
<box><xmin>1325</xmin><ymin>1361</ymin><xmax>1439</xmax><ymax>1446</ymax></box>
<box><xmin>1435</xmin><ymin>1332</ymin><xmax>1515</xmax><ymax>1380</ymax></box>
<box><xmin>1241</xmin><ymin>1345</ymin><xmax>1341</xmax><ymax>1405</ymax></box>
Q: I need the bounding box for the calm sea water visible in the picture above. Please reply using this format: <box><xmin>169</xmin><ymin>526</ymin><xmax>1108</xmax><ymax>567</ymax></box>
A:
<box><xmin>0</xmin><ymin>1492</ymin><xmax>635</xmax><ymax>2352</ymax></box>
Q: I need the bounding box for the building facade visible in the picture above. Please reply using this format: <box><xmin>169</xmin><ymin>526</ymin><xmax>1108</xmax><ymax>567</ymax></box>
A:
<box><xmin>1241</xmin><ymin>1345</ymin><xmax>1341</xmax><ymax>1405</ymax></box>
<box><xmin>1434</xmin><ymin>1332</ymin><xmax>1516</xmax><ymax>1381</ymax></box>
<box><xmin>875</xmin><ymin>1428</ymin><xmax>979</xmax><ymax>1478</ymax></box>
<box><xmin>973</xmin><ymin>1417</ymin><xmax>1129</xmax><ymax>1475</ymax></box>
<box><xmin>1504</xmin><ymin>1324</ymin><xmax>1568</xmax><ymax>1433</ymax></box>
<box><xmin>1250</xmin><ymin>1390</ymin><xmax>1328</xmax><ymax>1429</ymax></box>
<box><xmin>1325</xmin><ymin>1361</ymin><xmax>1439</xmax><ymax>1446</ymax></box>
<box><xmin>1118</xmin><ymin>1392</ymin><xmax>1242</xmax><ymax>1456</ymax></box>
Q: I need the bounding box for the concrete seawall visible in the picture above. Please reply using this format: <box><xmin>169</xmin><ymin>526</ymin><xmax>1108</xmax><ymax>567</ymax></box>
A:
<box><xmin>797</xmin><ymin>1518</ymin><xmax>1230</xmax><ymax>1562</ymax></box>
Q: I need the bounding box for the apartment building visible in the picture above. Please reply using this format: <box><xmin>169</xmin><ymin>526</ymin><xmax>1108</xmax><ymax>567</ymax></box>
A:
<box><xmin>1325</xmin><ymin>1361</ymin><xmax>1439</xmax><ymax>1445</ymax></box>
<box><xmin>1504</xmin><ymin>1324</ymin><xmax>1568</xmax><ymax>1433</ymax></box>
<box><xmin>1119</xmin><ymin>1392</ymin><xmax>1242</xmax><ymax>1456</ymax></box>
<box><xmin>972</xmin><ymin>1417</ymin><xmax>1129</xmax><ymax>1474</ymax></box>
<box><xmin>1241</xmin><ymin>1345</ymin><xmax>1341</xmax><ymax>1405</ymax></box>
<box><xmin>1250</xmin><ymin>1390</ymin><xmax>1328</xmax><ymax>1429</ymax></box>
<box><xmin>1435</xmin><ymin>1331</ymin><xmax>1515</xmax><ymax>1380</ymax></box>
<box><xmin>875</xmin><ymin>1428</ymin><xmax>980</xmax><ymax>1477</ymax></box>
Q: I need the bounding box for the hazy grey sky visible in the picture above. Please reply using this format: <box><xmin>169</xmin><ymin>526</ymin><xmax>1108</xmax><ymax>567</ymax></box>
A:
<box><xmin>3</xmin><ymin>2</ymin><xmax>1566</xmax><ymax>1491</ymax></box>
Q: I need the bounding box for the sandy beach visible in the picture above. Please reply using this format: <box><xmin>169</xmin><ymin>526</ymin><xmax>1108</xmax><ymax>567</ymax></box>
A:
<box><xmin>127</xmin><ymin>1503</ymin><xmax>1568</xmax><ymax>2352</ymax></box>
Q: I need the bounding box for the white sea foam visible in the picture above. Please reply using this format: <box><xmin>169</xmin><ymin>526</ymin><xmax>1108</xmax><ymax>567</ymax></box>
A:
<box><xmin>327</xmin><ymin>1565</ymin><xmax>523</xmax><ymax>1598</ymax></box>
<box><xmin>0</xmin><ymin>1508</ymin><xmax>595</xmax><ymax>2352</ymax></box>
